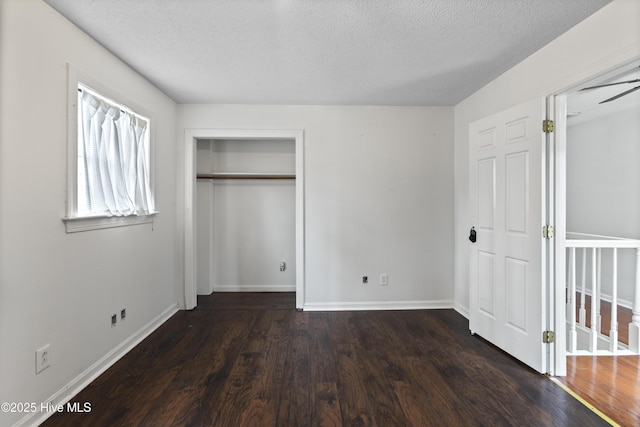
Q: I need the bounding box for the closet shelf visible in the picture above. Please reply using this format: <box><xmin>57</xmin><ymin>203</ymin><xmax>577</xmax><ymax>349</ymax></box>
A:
<box><xmin>197</xmin><ymin>173</ymin><xmax>296</xmax><ymax>180</ymax></box>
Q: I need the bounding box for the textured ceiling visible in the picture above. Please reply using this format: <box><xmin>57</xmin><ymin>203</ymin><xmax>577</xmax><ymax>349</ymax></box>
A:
<box><xmin>43</xmin><ymin>0</ymin><xmax>611</xmax><ymax>106</ymax></box>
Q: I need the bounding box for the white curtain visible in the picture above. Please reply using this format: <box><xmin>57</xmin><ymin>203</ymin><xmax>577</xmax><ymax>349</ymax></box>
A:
<box><xmin>77</xmin><ymin>89</ymin><xmax>155</xmax><ymax>217</ymax></box>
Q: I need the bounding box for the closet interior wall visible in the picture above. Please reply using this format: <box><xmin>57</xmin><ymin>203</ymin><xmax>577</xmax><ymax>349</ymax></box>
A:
<box><xmin>196</xmin><ymin>138</ymin><xmax>296</xmax><ymax>294</ymax></box>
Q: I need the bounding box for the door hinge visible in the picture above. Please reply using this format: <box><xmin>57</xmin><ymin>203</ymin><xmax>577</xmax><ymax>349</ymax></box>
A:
<box><xmin>542</xmin><ymin>119</ymin><xmax>554</xmax><ymax>133</ymax></box>
<box><xmin>542</xmin><ymin>225</ymin><xmax>554</xmax><ymax>239</ymax></box>
<box><xmin>543</xmin><ymin>331</ymin><xmax>555</xmax><ymax>344</ymax></box>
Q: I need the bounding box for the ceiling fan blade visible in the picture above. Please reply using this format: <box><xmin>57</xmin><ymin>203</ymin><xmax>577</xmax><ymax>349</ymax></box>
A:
<box><xmin>581</xmin><ymin>78</ymin><xmax>640</xmax><ymax>90</ymax></box>
<box><xmin>599</xmin><ymin>85</ymin><xmax>640</xmax><ymax>104</ymax></box>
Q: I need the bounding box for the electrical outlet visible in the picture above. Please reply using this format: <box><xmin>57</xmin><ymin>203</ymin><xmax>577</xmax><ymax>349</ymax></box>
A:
<box><xmin>121</xmin><ymin>308</ymin><xmax>126</xmax><ymax>320</ymax></box>
<box><xmin>280</xmin><ymin>261</ymin><xmax>286</xmax><ymax>272</ymax></box>
<box><xmin>111</xmin><ymin>314</ymin><xmax>117</xmax><ymax>326</ymax></box>
<box><xmin>380</xmin><ymin>273</ymin><xmax>389</xmax><ymax>286</ymax></box>
<box><xmin>362</xmin><ymin>276</ymin><xmax>368</xmax><ymax>284</ymax></box>
<box><xmin>36</xmin><ymin>344</ymin><xmax>50</xmax><ymax>374</ymax></box>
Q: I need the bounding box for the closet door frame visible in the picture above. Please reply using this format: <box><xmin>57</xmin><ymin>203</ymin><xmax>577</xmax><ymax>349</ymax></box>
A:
<box><xmin>184</xmin><ymin>129</ymin><xmax>305</xmax><ymax>310</ymax></box>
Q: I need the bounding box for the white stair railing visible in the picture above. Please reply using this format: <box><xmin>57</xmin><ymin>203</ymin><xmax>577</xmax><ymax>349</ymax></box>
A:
<box><xmin>566</xmin><ymin>232</ymin><xmax>640</xmax><ymax>355</ymax></box>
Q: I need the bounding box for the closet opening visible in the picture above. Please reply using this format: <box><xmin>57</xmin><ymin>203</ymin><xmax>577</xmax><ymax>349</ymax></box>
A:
<box><xmin>197</xmin><ymin>138</ymin><xmax>296</xmax><ymax>293</ymax></box>
<box><xmin>184</xmin><ymin>129</ymin><xmax>305</xmax><ymax>310</ymax></box>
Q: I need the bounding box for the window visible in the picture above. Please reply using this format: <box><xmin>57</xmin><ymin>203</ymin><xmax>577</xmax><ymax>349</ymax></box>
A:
<box><xmin>76</xmin><ymin>84</ymin><xmax>154</xmax><ymax>216</ymax></box>
<box><xmin>64</xmin><ymin>66</ymin><xmax>157</xmax><ymax>232</ymax></box>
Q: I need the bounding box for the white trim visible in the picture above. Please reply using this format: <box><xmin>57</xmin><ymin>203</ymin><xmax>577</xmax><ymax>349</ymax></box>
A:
<box><xmin>546</xmin><ymin>95</ymin><xmax>558</xmax><ymax>376</ymax></box>
<box><xmin>568</xmin><ymin>232</ymin><xmax>640</xmax><ymax>241</ymax></box>
<box><xmin>552</xmin><ymin>94</ymin><xmax>568</xmax><ymax>377</ymax></box>
<box><xmin>453</xmin><ymin>301</ymin><xmax>469</xmax><ymax>319</ymax></box>
<box><xmin>573</xmin><ymin>287</ymin><xmax>634</xmax><ymax>311</ymax></box>
<box><xmin>213</xmin><ymin>285</ymin><xmax>296</xmax><ymax>292</ymax></box>
<box><xmin>184</xmin><ymin>129</ymin><xmax>305</xmax><ymax>310</ymax></box>
<box><xmin>567</xmin><ymin>322</ymin><xmax>636</xmax><ymax>356</ymax></box>
<box><xmin>62</xmin><ymin>213</ymin><xmax>157</xmax><ymax>233</ymax></box>
<box><xmin>566</xmin><ymin>349</ymin><xmax>636</xmax><ymax>356</ymax></box>
<box><xmin>19</xmin><ymin>304</ymin><xmax>178</xmax><ymax>427</ymax></box>
<box><xmin>185</xmin><ymin>132</ymin><xmax>197</xmax><ymax>309</ymax></box>
<box><xmin>566</xmin><ymin>238</ymin><xmax>640</xmax><ymax>249</ymax></box>
<box><xmin>303</xmin><ymin>300</ymin><xmax>453</xmax><ymax>312</ymax></box>
<box><xmin>295</xmin><ymin>130</ymin><xmax>305</xmax><ymax>310</ymax></box>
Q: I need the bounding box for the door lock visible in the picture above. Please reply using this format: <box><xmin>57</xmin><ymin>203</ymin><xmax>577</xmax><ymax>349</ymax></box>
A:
<box><xmin>469</xmin><ymin>227</ymin><xmax>477</xmax><ymax>243</ymax></box>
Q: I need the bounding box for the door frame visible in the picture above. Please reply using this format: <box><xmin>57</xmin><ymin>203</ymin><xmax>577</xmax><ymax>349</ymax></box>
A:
<box><xmin>549</xmin><ymin>94</ymin><xmax>567</xmax><ymax>376</ymax></box>
<box><xmin>184</xmin><ymin>129</ymin><xmax>305</xmax><ymax>310</ymax></box>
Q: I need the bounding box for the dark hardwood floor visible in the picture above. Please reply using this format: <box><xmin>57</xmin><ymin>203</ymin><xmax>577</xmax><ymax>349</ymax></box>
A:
<box><xmin>43</xmin><ymin>293</ymin><xmax>608</xmax><ymax>426</ymax></box>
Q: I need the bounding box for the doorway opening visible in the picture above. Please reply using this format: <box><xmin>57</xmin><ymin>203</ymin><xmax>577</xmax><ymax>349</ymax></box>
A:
<box><xmin>552</xmin><ymin>61</ymin><xmax>640</xmax><ymax>426</ymax></box>
<box><xmin>563</xmin><ymin>64</ymin><xmax>640</xmax><ymax>356</ymax></box>
<box><xmin>184</xmin><ymin>129</ymin><xmax>305</xmax><ymax>310</ymax></box>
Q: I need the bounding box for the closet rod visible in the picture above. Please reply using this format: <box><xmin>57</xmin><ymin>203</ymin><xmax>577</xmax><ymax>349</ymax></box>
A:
<box><xmin>197</xmin><ymin>173</ymin><xmax>296</xmax><ymax>180</ymax></box>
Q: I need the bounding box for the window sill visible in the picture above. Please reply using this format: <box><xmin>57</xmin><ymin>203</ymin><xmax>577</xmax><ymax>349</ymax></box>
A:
<box><xmin>62</xmin><ymin>212</ymin><xmax>158</xmax><ymax>233</ymax></box>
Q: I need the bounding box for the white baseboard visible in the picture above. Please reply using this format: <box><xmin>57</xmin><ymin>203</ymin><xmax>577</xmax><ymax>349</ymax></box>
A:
<box><xmin>572</xmin><ymin>288</ymin><xmax>633</xmax><ymax>310</ymax></box>
<box><xmin>20</xmin><ymin>304</ymin><xmax>178</xmax><ymax>427</ymax></box>
<box><xmin>303</xmin><ymin>299</ymin><xmax>454</xmax><ymax>311</ymax></box>
<box><xmin>453</xmin><ymin>302</ymin><xmax>469</xmax><ymax>319</ymax></box>
<box><xmin>213</xmin><ymin>284</ymin><xmax>296</xmax><ymax>292</ymax></box>
<box><xmin>566</xmin><ymin>321</ymin><xmax>636</xmax><ymax>355</ymax></box>
<box><xmin>603</xmin><ymin>294</ymin><xmax>632</xmax><ymax>310</ymax></box>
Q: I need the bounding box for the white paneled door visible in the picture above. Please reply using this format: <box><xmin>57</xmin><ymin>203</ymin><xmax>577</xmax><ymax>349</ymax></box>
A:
<box><xmin>469</xmin><ymin>98</ymin><xmax>547</xmax><ymax>373</ymax></box>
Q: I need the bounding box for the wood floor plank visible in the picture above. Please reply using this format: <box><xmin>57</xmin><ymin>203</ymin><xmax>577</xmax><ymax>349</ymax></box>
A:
<box><xmin>239</xmin><ymin>399</ymin><xmax>277</xmax><ymax>427</ymax></box>
<box><xmin>252</xmin><ymin>335</ymin><xmax>289</xmax><ymax>401</ymax></box>
<box><xmin>313</xmin><ymin>382</ymin><xmax>343</xmax><ymax>427</ymax></box>
<box><xmin>210</xmin><ymin>350</ymin><xmax>265</xmax><ymax>426</ymax></box>
<box><xmin>335</xmin><ymin>343</ymin><xmax>378</xmax><ymax>426</ymax></box>
<box><xmin>561</xmin><ymin>355</ymin><xmax>640</xmax><ymax>427</ymax></box>
<box><xmin>309</xmin><ymin>313</ymin><xmax>340</xmax><ymax>384</ymax></box>
<box><xmin>277</xmin><ymin>326</ymin><xmax>312</xmax><ymax>426</ymax></box>
<box><xmin>346</xmin><ymin>313</ymin><xmax>410</xmax><ymax>426</ymax></box>
<box><xmin>43</xmin><ymin>293</ymin><xmax>611</xmax><ymax>427</ymax></box>
<box><xmin>394</xmin><ymin>359</ymin><xmax>470</xmax><ymax>427</ymax></box>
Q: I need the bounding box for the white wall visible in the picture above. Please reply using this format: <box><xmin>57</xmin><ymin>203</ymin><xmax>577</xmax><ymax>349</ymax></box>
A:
<box><xmin>0</xmin><ymin>1</ymin><xmax>179</xmax><ymax>425</ymax></box>
<box><xmin>196</xmin><ymin>139</ymin><xmax>296</xmax><ymax>293</ymax></box>
<box><xmin>178</xmin><ymin>105</ymin><xmax>455</xmax><ymax>308</ymax></box>
<box><xmin>567</xmin><ymin>106</ymin><xmax>640</xmax><ymax>238</ymax></box>
<box><xmin>196</xmin><ymin>140</ymin><xmax>214</xmax><ymax>294</ymax></box>
<box><xmin>454</xmin><ymin>0</ymin><xmax>640</xmax><ymax>315</ymax></box>
<box><xmin>566</xmin><ymin>105</ymin><xmax>640</xmax><ymax>304</ymax></box>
